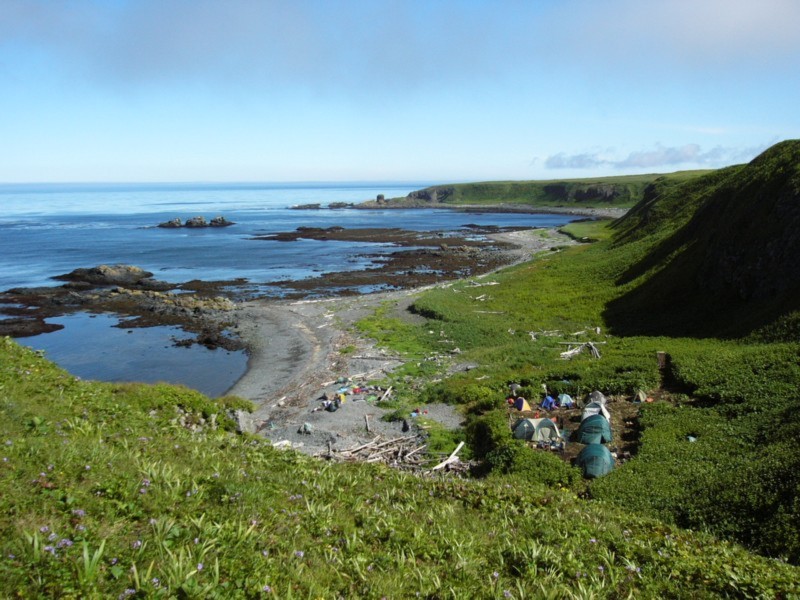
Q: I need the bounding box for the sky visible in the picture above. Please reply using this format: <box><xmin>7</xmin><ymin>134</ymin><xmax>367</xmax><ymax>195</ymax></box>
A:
<box><xmin>1</xmin><ymin>0</ymin><xmax>798</xmax><ymax>183</ymax></box>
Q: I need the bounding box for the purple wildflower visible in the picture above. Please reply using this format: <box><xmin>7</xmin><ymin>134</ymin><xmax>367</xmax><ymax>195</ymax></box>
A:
<box><xmin>197</xmin><ymin>562</ymin><xmax>203</xmax><ymax>571</ymax></box>
<box><xmin>263</xmin><ymin>585</ymin><xmax>272</xmax><ymax>593</ymax></box>
<box><xmin>57</xmin><ymin>538</ymin><xmax>73</xmax><ymax>548</ymax></box>
<box><xmin>72</xmin><ymin>509</ymin><xmax>86</xmax><ymax>518</ymax></box>
<box><xmin>294</xmin><ymin>550</ymin><xmax>304</xmax><ymax>559</ymax></box>
<box><xmin>132</xmin><ymin>540</ymin><xmax>142</xmax><ymax>550</ymax></box>
<box><xmin>39</xmin><ymin>526</ymin><xmax>49</xmax><ymax>533</ymax></box>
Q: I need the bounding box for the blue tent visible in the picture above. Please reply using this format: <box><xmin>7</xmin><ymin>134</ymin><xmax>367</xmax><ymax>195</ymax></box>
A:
<box><xmin>575</xmin><ymin>414</ymin><xmax>612</xmax><ymax>445</ymax></box>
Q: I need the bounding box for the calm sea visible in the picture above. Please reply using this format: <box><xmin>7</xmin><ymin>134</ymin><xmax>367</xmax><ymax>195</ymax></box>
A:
<box><xmin>1</xmin><ymin>182</ymin><xmax>577</xmax><ymax>396</ymax></box>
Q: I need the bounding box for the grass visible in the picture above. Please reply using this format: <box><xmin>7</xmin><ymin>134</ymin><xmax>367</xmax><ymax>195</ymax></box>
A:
<box><xmin>352</xmin><ymin>141</ymin><xmax>800</xmax><ymax>566</ymax></box>
<box><xmin>397</xmin><ymin>171</ymin><xmax>711</xmax><ymax>209</ymax></box>
<box><xmin>1</xmin><ymin>336</ymin><xmax>798</xmax><ymax>597</ymax></box>
<box><xmin>4</xmin><ymin>141</ymin><xmax>800</xmax><ymax>595</ymax></box>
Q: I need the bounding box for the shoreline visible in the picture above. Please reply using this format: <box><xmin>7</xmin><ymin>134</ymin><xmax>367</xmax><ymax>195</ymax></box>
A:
<box><xmin>222</xmin><ymin>226</ymin><xmax>583</xmax><ymax>455</ymax></box>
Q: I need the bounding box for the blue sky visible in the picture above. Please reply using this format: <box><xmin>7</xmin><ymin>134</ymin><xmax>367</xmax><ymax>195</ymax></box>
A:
<box><xmin>1</xmin><ymin>0</ymin><xmax>798</xmax><ymax>183</ymax></box>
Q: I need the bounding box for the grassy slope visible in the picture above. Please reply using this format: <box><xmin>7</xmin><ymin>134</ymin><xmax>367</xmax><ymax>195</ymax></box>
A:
<box><xmin>398</xmin><ymin>171</ymin><xmax>710</xmax><ymax>209</ymax></box>
<box><xmin>3</xmin><ymin>339</ymin><xmax>798</xmax><ymax>597</ymax></box>
<box><xmin>358</xmin><ymin>142</ymin><xmax>800</xmax><ymax>564</ymax></box>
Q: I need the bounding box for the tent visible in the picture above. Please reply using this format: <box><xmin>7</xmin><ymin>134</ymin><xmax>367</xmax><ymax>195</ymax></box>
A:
<box><xmin>513</xmin><ymin>397</ymin><xmax>532</xmax><ymax>412</ymax></box>
<box><xmin>575</xmin><ymin>444</ymin><xmax>615</xmax><ymax>478</ymax></box>
<box><xmin>512</xmin><ymin>418</ymin><xmax>561</xmax><ymax>443</ymax></box>
<box><xmin>581</xmin><ymin>401</ymin><xmax>611</xmax><ymax>422</ymax></box>
<box><xmin>558</xmin><ymin>393</ymin><xmax>574</xmax><ymax>408</ymax></box>
<box><xmin>575</xmin><ymin>414</ymin><xmax>612</xmax><ymax>444</ymax></box>
<box><xmin>588</xmin><ymin>390</ymin><xmax>607</xmax><ymax>405</ymax></box>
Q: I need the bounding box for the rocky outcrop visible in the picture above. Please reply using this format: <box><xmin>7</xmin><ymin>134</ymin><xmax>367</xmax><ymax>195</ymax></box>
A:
<box><xmin>53</xmin><ymin>264</ymin><xmax>171</xmax><ymax>290</ymax></box>
<box><xmin>158</xmin><ymin>216</ymin><xmax>235</xmax><ymax>228</ymax></box>
<box><xmin>406</xmin><ymin>187</ymin><xmax>455</xmax><ymax>203</ymax></box>
<box><xmin>542</xmin><ymin>183</ymin><xmax>621</xmax><ymax>203</ymax></box>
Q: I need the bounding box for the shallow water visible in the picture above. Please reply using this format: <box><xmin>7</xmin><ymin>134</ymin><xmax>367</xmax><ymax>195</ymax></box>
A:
<box><xmin>18</xmin><ymin>312</ymin><xmax>247</xmax><ymax>398</ymax></box>
<box><xmin>3</xmin><ymin>182</ymin><xmax>578</xmax><ymax>396</ymax></box>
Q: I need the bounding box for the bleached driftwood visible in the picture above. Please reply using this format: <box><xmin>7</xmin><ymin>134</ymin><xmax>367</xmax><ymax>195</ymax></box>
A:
<box><xmin>431</xmin><ymin>441</ymin><xmax>465</xmax><ymax>471</ymax></box>
<box><xmin>559</xmin><ymin>341</ymin><xmax>606</xmax><ymax>360</ymax></box>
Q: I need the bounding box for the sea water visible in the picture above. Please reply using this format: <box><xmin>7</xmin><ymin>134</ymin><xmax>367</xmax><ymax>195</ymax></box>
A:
<box><xmin>0</xmin><ymin>182</ymin><xmax>577</xmax><ymax>395</ymax></box>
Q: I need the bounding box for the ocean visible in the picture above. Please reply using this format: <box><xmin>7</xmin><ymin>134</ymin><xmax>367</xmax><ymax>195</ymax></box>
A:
<box><xmin>1</xmin><ymin>182</ymin><xmax>578</xmax><ymax>396</ymax></box>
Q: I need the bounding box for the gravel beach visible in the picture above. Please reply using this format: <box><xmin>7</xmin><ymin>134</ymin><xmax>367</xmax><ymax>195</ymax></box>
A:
<box><xmin>223</xmin><ymin>226</ymin><xmax>583</xmax><ymax>456</ymax></box>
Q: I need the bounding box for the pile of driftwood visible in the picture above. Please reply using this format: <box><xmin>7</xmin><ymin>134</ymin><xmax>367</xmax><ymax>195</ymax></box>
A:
<box><xmin>320</xmin><ymin>436</ymin><xmax>468</xmax><ymax>475</ymax></box>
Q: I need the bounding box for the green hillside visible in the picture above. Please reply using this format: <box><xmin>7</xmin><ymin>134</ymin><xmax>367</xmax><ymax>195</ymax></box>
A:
<box><xmin>4</xmin><ymin>339</ymin><xmax>799</xmax><ymax>597</ymax></box>
<box><xmin>606</xmin><ymin>140</ymin><xmax>800</xmax><ymax>337</ymax></box>
<box><xmin>387</xmin><ymin>171</ymin><xmax>711</xmax><ymax>209</ymax></box>
<box><xmin>3</xmin><ymin>141</ymin><xmax>800</xmax><ymax>596</ymax></box>
<box><xmin>358</xmin><ymin>140</ymin><xmax>800</xmax><ymax>565</ymax></box>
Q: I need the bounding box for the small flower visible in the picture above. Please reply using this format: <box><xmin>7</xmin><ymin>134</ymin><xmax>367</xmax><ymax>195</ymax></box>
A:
<box><xmin>44</xmin><ymin>545</ymin><xmax>56</xmax><ymax>555</ymax></box>
<box><xmin>197</xmin><ymin>562</ymin><xmax>203</xmax><ymax>571</ymax></box>
<box><xmin>598</xmin><ymin>566</ymin><xmax>604</xmax><ymax>572</ymax></box>
<box><xmin>294</xmin><ymin>550</ymin><xmax>304</xmax><ymax>559</ymax></box>
<box><xmin>139</xmin><ymin>488</ymin><xmax>147</xmax><ymax>494</ymax></box>
<box><xmin>149</xmin><ymin>518</ymin><xmax>157</xmax><ymax>525</ymax></box>
<box><xmin>141</xmin><ymin>478</ymin><xmax>151</xmax><ymax>487</ymax></box>
<box><xmin>84</xmin><ymin>465</ymin><xmax>91</xmax><ymax>471</ymax></box>
<box><xmin>492</xmin><ymin>571</ymin><xmax>500</xmax><ymax>580</ymax></box>
<box><xmin>57</xmin><ymin>538</ymin><xmax>73</xmax><ymax>548</ymax></box>
<box><xmin>132</xmin><ymin>540</ymin><xmax>142</xmax><ymax>550</ymax></box>
<box><xmin>262</xmin><ymin>585</ymin><xmax>272</xmax><ymax>593</ymax></box>
<box><xmin>39</xmin><ymin>526</ymin><xmax>49</xmax><ymax>533</ymax></box>
<box><xmin>48</xmin><ymin>533</ymin><xmax>58</xmax><ymax>542</ymax></box>
<box><xmin>75</xmin><ymin>524</ymin><xmax>86</xmax><ymax>532</ymax></box>
<box><xmin>151</xmin><ymin>577</ymin><xmax>160</xmax><ymax>588</ymax></box>
<box><xmin>110</xmin><ymin>557</ymin><xmax>118</xmax><ymax>565</ymax></box>
<box><xmin>261</xmin><ymin>549</ymin><xmax>269</xmax><ymax>557</ymax></box>
<box><xmin>118</xmin><ymin>589</ymin><xmax>136</xmax><ymax>600</ymax></box>
<box><xmin>589</xmin><ymin>538</ymin><xmax>597</xmax><ymax>543</ymax></box>
<box><xmin>503</xmin><ymin>591</ymin><xmax>512</xmax><ymax>598</ymax></box>
<box><xmin>72</xmin><ymin>509</ymin><xmax>86</xmax><ymax>518</ymax></box>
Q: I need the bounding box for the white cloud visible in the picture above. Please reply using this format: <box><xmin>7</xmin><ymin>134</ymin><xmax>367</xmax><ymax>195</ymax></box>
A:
<box><xmin>545</xmin><ymin>143</ymin><xmax>768</xmax><ymax>170</ymax></box>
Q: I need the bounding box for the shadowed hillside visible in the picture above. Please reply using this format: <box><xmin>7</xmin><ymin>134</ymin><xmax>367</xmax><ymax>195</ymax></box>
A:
<box><xmin>605</xmin><ymin>140</ymin><xmax>800</xmax><ymax>337</ymax></box>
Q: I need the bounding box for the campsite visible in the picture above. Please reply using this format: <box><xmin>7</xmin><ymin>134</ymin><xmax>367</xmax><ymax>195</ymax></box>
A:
<box><xmin>2</xmin><ymin>140</ymin><xmax>800</xmax><ymax>596</ymax></box>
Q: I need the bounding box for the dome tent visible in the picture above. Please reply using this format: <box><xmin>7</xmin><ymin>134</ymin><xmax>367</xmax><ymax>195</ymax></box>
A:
<box><xmin>575</xmin><ymin>414</ymin><xmax>612</xmax><ymax>445</ymax></box>
<box><xmin>512</xmin><ymin>418</ymin><xmax>561</xmax><ymax>443</ymax></box>
<box><xmin>581</xmin><ymin>401</ymin><xmax>611</xmax><ymax>422</ymax></box>
<box><xmin>575</xmin><ymin>444</ymin><xmax>615</xmax><ymax>478</ymax></box>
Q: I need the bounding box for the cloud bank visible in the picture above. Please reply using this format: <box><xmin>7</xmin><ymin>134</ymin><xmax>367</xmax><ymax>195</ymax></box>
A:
<box><xmin>2</xmin><ymin>0</ymin><xmax>799</xmax><ymax>91</ymax></box>
<box><xmin>545</xmin><ymin>144</ymin><xmax>767</xmax><ymax>170</ymax></box>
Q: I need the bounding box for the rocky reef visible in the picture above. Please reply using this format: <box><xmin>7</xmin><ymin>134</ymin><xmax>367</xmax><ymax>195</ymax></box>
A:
<box><xmin>158</xmin><ymin>216</ymin><xmax>235</xmax><ymax>228</ymax></box>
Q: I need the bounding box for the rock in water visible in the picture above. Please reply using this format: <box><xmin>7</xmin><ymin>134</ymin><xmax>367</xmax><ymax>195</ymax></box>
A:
<box><xmin>184</xmin><ymin>216</ymin><xmax>208</xmax><ymax>228</ymax></box>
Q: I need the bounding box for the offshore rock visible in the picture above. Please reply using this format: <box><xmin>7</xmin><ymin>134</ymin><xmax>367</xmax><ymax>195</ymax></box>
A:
<box><xmin>53</xmin><ymin>264</ymin><xmax>170</xmax><ymax>290</ymax></box>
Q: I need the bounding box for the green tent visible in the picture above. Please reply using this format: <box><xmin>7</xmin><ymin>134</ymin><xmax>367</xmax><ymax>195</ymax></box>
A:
<box><xmin>575</xmin><ymin>444</ymin><xmax>615</xmax><ymax>478</ymax></box>
<box><xmin>512</xmin><ymin>418</ymin><xmax>561</xmax><ymax>442</ymax></box>
<box><xmin>575</xmin><ymin>414</ymin><xmax>612</xmax><ymax>445</ymax></box>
